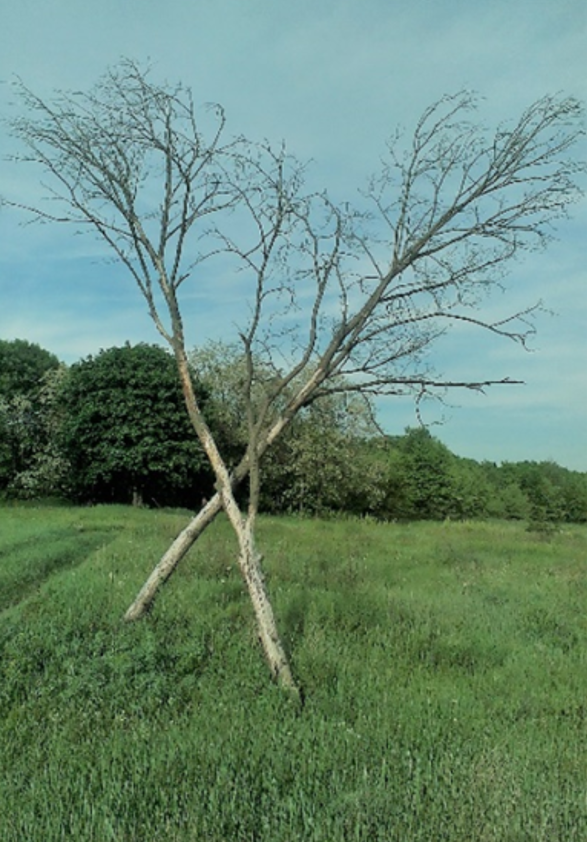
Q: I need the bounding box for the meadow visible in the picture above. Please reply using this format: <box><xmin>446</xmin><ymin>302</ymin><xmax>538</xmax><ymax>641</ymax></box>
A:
<box><xmin>0</xmin><ymin>504</ymin><xmax>585</xmax><ymax>841</ymax></box>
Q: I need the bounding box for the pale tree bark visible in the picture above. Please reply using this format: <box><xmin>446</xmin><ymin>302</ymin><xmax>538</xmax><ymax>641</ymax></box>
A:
<box><xmin>122</xmin><ymin>453</ymin><xmax>291</xmax><ymax>688</ymax></box>
<box><xmin>122</xmin><ymin>363</ymin><xmax>325</xmax><ymax>623</ymax></box>
<box><xmin>124</xmin><ymin>492</ymin><xmax>224</xmax><ymax>621</ymax></box>
<box><xmin>167</xmin><ymin>310</ymin><xmax>300</xmax><ymax>696</ymax></box>
<box><xmin>6</xmin><ymin>62</ymin><xmax>584</xmax><ymax>697</ymax></box>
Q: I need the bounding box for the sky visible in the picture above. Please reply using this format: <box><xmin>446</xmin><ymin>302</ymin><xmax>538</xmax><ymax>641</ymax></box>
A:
<box><xmin>0</xmin><ymin>0</ymin><xmax>586</xmax><ymax>470</ymax></box>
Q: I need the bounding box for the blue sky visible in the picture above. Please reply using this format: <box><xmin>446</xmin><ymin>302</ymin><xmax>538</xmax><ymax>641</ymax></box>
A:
<box><xmin>1</xmin><ymin>0</ymin><xmax>586</xmax><ymax>469</ymax></box>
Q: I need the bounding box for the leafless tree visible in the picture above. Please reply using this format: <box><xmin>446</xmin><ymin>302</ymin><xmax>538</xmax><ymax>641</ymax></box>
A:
<box><xmin>5</xmin><ymin>60</ymin><xmax>584</xmax><ymax>698</ymax></box>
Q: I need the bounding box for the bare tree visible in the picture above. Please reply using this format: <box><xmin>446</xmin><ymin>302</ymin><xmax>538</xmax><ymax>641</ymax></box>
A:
<box><xmin>5</xmin><ymin>61</ymin><xmax>584</xmax><ymax>697</ymax></box>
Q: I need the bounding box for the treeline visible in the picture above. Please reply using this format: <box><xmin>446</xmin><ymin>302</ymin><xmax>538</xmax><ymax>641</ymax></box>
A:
<box><xmin>1</xmin><ymin>339</ymin><xmax>586</xmax><ymax>525</ymax></box>
<box><xmin>259</xmin><ymin>426</ymin><xmax>587</xmax><ymax>526</ymax></box>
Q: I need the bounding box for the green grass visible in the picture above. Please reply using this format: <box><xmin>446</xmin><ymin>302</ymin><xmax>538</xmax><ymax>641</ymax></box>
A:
<box><xmin>0</xmin><ymin>505</ymin><xmax>585</xmax><ymax>840</ymax></box>
<box><xmin>0</xmin><ymin>506</ymin><xmax>118</xmax><ymax>612</ymax></box>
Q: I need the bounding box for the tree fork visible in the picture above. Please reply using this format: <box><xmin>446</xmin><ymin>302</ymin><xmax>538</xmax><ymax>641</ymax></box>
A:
<box><xmin>123</xmin><ymin>368</ymin><xmax>321</xmax><ymax>622</ymax></box>
<box><xmin>124</xmin><ymin>487</ymin><xmax>302</xmax><ymax>704</ymax></box>
<box><xmin>164</xmin><ymin>341</ymin><xmax>301</xmax><ymax>698</ymax></box>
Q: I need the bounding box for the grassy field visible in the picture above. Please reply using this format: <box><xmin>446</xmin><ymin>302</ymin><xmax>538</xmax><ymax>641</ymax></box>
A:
<box><xmin>0</xmin><ymin>504</ymin><xmax>585</xmax><ymax>841</ymax></box>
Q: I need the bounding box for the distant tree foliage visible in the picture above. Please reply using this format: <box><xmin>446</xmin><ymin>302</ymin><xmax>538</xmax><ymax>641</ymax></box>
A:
<box><xmin>0</xmin><ymin>366</ymin><xmax>71</xmax><ymax>499</ymax></box>
<box><xmin>193</xmin><ymin>342</ymin><xmax>587</xmax><ymax>523</ymax></box>
<box><xmin>191</xmin><ymin>341</ymin><xmax>385</xmax><ymax>517</ymax></box>
<box><xmin>57</xmin><ymin>344</ymin><xmax>211</xmax><ymax>506</ymax></box>
<box><xmin>261</xmin><ymin>423</ymin><xmax>587</xmax><ymax>526</ymax></box>
<box><xmin>260</xmin><ymin>401</ymin><xmax>386</xmax><ymax>517</ymax></box>
<box><xmin>372</xmin><ymin>433</ymin><xmax>587</xmax><ymax>525</ymax></box>
<box><xmin>0</xmin><ymin>340</ymin><xmax>63</xmax><ymax>494</ymax></box>
<box><xmin>2</xmin><ymin>337</ymin><xmax>585</xmax><ymax>523</ymax></box>
<box><xmin>0</xmin><ymin>339</ymin><xmax>60</xmax><ymax>399</ymax></box>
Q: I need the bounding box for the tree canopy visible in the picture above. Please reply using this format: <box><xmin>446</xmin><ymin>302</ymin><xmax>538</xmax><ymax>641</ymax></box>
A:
<box><xmin>0</xmin><ymin>340</ymin><xmax>63</xmax><ymax>494</ymax></box>
<box><xmin>58</xmin><ymin>344</ymin><xmax>211</xmax><ymax>506</ymax></box>
<box><xmin>0</xmin><ymin>339</ymin><xmax>60</xmax><ymax>399</ymax></box>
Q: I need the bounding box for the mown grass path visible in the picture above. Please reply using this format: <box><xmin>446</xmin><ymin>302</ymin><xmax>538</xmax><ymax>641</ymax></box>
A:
<box><xmin>0</xmin><ymin>505</ymin><xmax>585</xmax><ymax>840</ymax></box>
<box><xmin>0</xmin><ymin>509</ymin><xmax>118</xmax><ymax>612</ymax></box>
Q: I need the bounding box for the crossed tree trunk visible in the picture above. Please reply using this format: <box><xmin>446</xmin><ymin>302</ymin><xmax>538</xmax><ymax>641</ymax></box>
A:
<box><xmin>154</xmin><ymin>342</ymin><xmax>301</xmax><ymax>697</ymax></box>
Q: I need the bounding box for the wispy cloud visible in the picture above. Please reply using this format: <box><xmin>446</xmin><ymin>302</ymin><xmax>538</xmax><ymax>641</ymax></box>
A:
<box><xmin>0</xmin><ymin>0</ymin><xmax>585</xmax><ymax>468</ymax></box>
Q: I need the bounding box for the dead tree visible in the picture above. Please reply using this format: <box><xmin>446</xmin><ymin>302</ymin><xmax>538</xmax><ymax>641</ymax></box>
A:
<box><xmin>6</xmin><ymin>61</ymin><xmax>584</xmax><ymax>695</ymax></box>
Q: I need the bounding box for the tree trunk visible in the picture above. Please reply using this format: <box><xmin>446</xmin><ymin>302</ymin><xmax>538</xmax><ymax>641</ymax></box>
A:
<box><xmin>235</xmin><ymin>521</ymin><xmax>301</xmax><ymax>702</ymax></box>
<box><xmin>124</xmin><ymin>367</ymin><xmax>324</xmax><ymax>621</ymax></box>
<box><xmin>216</xmin><ymin>479</ymin><xmax>301</xmax><ymax>700</ymax></box>
<box><xmin>125</xmin><ymin>345</ymin><xmax>301</xmax><ymax>699</ymax></box>
<box><xmin>123</xmin><ymin>343</ymin><xmax>327</xmax><ymax>698</ymax></box>
<box><xmin>125</xmin><ymin>489</ymin><xmax>300</xmax><ymax>700</ymax></box>
<box><xmin>124</xmin><ymin>494</ymin><xmax>223</xmax><ymax>621</ymax></box>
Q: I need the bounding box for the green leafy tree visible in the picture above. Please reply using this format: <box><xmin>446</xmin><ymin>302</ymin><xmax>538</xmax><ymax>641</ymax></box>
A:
<box><xmin>0</xmin><ymin>339</ymin><xmax>62</xmax><ymax>492</ymax></box>
<box><xmin>192</xmin><ymin>341</ymin><xmax>383</xmax><ymax>516</ymax></box>
<box><xmin>261</xmin><ymin>402</ymin><xmax>385</xmax><ymax>517</ymax></box>
<box><xmin>510</xmin><ymin>461</ymin><xmax>578</xmax><ymax>530</ymax></box>
<box><xmin>0</xmin><ymin>395</ymin><xmax>24</xmax><ymax>490</ymax></box>
<box><xmin>448</xmin><ymin>457</ymin><xmax>492</xmax><ymax>520</ymax></box>
<box><xmin>559</xmin><ymin>474</ymin><xmax>587</xmax><ymax>523</ymax></box>
<box><xmin>482</xmin><ymin>462</ymin><xmax>531</xmax><ymax>520</ymax></box>
<box><xmin>0</xmin><ymin>339</ymin><xmax>60</xmax><ymax>399</ymax></box>
<box><xmin>2</xmin><ymin>365</ymin><xmax>71</xmax><ymax>499</ymax></box>
<box><xmin>373</xmin><ymin>439</ymin><xmax>409</xmax><ymax>521</ymax></box>
<box><xmin>396</xmin><ymin>428</ymin><xmax>458</xmax><ymax>520</ymax></box>
<box><xmin>58</xmin><ymin>344</ymin><xmax>211</xmax><ymax>506</ymax></box>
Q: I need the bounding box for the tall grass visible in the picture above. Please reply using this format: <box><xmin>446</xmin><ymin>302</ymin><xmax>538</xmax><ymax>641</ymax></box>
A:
<box><xmin>0</xmin><ymin>505</ymin><xmax>585</xmax><ymax>840</ymax></box>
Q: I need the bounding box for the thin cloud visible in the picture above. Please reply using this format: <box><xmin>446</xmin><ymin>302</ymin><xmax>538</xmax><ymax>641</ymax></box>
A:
<box><xmin>0</xmin><ymin>0</ymin><xmax>585</xmax><ymax>468</ymax></box>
